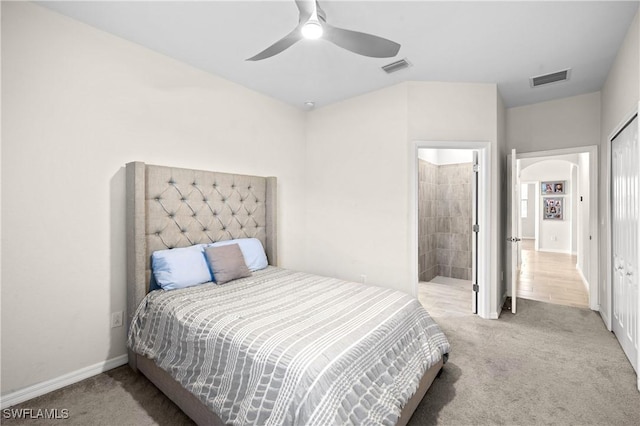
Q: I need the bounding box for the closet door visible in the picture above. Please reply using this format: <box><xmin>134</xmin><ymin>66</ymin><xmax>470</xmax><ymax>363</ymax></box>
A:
<box><xmin>611</xmin><ymin>114</ymin><xmax>638</xmax><ymax>373</ymax></box>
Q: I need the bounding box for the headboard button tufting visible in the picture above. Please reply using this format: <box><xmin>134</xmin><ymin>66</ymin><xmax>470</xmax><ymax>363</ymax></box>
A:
<box><xmin>127</xmin><ymin>162</ymin><xmax>277</xmax><ymax>360</ymax></box>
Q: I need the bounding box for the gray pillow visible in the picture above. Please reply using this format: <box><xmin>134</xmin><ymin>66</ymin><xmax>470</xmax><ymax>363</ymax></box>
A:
<box><xmin>204</xmin><ymin>244</ymin><xmax>251</xmax><ymax>284</ymax></box>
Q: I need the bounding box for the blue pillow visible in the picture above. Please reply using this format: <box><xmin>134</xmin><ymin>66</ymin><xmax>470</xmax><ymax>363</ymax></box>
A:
<box><xmin>210</xmin><ymin>238</ymin><xmax>268</xmax><ymax>271</ymax></box>
<box><xmin>151</xmin><ymin>244</ymin><xmax>212</xmax><ymax>290</ymax></box>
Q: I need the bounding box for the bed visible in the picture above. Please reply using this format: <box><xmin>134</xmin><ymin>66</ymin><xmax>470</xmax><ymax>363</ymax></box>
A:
<box><xmin>126</xmin><ymin>161</ymin><xmax>450</xmax><ymax>425</ymax></box>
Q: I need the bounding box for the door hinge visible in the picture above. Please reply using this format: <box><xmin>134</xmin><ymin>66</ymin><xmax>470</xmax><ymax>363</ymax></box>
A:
<box><xmin>473</xmin><ymin>164</ymin><xmax>480</xmax><ymax>172</ymax></box>
<box><xmin>473</xmin><ymin>283</ymin><xmax>479</xmax><ymax>292</ymax></box>
<box><xmin>472</xmin><ymin>224</ymin><xmax>479</xmax><ymax>233</ymax></box>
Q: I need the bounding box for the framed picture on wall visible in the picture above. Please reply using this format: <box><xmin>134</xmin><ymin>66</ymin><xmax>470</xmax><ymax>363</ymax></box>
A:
<box><xmin>541</xmin><ymin>180</ymin><xmax>565</xmax><ymax>194</ymax></box>
<box><xmin>543</xmin><ymin>197</ymin><xmax>563</xmax><ymax>220</ymax></box>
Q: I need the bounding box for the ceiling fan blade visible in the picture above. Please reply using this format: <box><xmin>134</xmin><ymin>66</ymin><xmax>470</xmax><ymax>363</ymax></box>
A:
<box><xmin>246</xmin><ymin>27</ymin><xmax>303</xmax><ymax>61</ymax></box>
<box><xmin>295</xmin><ymin>0</ymin><xmax>314</xmax><ymax>23</ymax></box>
<box><xmin>323</xmin><ymin>24</ymin><xmax>401</xmax><ymax>58</ymax></box>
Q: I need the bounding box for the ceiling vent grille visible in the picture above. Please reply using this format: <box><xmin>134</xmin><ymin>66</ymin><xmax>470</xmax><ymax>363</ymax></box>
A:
<box><xmin>382</xmin><ymin>58</ymin><xmax>411</xmax><ymax>74</ymax></box>
<box><xmin>530</xmin><ymin>69</ymin><xmax>571</xmax><ymax>87</ymax></box>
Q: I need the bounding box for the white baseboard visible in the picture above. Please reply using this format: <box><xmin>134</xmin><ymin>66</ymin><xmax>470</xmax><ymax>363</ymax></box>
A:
<box><xmin>576</xmin><ymin>265</ymin><xmax>589</xmax><ymax>294</ymax></box>
<box><xmin>0</xmin><ymin>354</ymin><xmax>128</xmax><ymax>409</ymax></box>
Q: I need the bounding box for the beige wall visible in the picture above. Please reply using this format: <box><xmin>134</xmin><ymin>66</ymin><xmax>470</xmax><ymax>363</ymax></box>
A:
<box><xmin>1</xmin><ymin>2</ymin><xmax>307</xmax><ymax>394</ymax></box>
<box><xmin>599</xmin><ymin>11</ymin><xmax>640</xmax><ymax>325</ymax></box>
<box><xmin>506</xmin><ymin>92</ymin><xmax>602</xmax><ymax>153</ymax></box>
<box><xmin>577</xmin><ymin>152</ymin><xmax>590</xmax><ymax>282</ymax></box>
<box><xmin>304</xmin><ymin>84</ymin><xmax>410</xmax><ymax>290</ymax></box>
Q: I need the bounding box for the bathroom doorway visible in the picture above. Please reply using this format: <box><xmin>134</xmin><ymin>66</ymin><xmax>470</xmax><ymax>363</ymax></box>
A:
<box><xmin>411</xmin><ymin>141</ymin><xmax>491</xmax><ymax>319</ymax></box>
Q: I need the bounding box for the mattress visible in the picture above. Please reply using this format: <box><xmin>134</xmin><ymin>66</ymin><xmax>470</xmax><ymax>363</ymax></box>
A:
<box><xmin>128</xmin><ymin>267</ymin><xmax>450</xmax><ymax>425</ymax></box>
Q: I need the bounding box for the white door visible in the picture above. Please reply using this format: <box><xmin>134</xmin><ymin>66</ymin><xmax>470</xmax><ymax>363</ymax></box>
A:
<box><xmin>471</xmin><ymin>151</ymin><xmax>479</xmax><ymax>314</ymax></box>
<box><xmin>506</xmin><ymin>149</ymin><xmax>521</xmax><ymax>313</ymax></box>
<box><xmin>611</xmin><ymin>114</ymin><xmax>639</xmax><ymax>374</ymax></box>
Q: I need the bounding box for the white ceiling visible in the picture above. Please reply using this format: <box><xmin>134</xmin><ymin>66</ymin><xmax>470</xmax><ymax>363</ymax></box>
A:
<box><xmin>38</xmin><ymin>1</ymin><xmax>639</xmax><ymax>110</ymax></box>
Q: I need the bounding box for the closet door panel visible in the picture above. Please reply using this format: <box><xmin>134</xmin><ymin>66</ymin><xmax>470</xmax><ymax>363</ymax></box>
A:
<box><xmin>611</xmin><ymin>114</ymin><xmax>638</xmax><ymax>373</ymax></box>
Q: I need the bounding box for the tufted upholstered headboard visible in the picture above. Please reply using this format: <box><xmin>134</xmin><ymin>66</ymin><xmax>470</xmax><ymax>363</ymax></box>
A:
<box><xmin>125</xmin><ymin>161</ymin><xmax>277</xmax><ymax>369</ymax></box>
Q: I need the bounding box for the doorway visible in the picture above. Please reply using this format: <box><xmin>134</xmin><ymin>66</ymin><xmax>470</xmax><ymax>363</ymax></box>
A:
<box><xmin>506</xmin><ymin>146</ymin><xmax>599</xmax><ymax>313</ymax></box>
<box><xmin>417</xmin><ymin>148</ymin><xmax>476</xmax><ymax>316</ymax></box>
<box><xmin>410</xmin><ymin>141</ymin><xmax>491</xmax><ymax>319</ymax></box>
<box><xmin>518</xmin><ymin>158</ymin><xmax>589</xmax><ymax>308</ymax></box>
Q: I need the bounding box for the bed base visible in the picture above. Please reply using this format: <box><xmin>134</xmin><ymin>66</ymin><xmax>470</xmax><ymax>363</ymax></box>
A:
<box><xmin>135</xmin><ymin>353</ymin><xmax>443</xmax><ymax>426</ymax></box>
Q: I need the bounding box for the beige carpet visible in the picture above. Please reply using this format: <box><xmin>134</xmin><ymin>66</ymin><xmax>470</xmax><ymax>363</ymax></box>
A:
<box><xmin>3</xmin><ymin>299</ymin><xmax>639</xmax><ymax>425</ymax></box>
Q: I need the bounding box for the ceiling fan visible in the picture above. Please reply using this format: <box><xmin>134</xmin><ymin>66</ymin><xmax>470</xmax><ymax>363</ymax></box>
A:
<box><xmin>247</xmin><ymin>0</ymin><xmax>401</xmax><ymax>61</ymax></box>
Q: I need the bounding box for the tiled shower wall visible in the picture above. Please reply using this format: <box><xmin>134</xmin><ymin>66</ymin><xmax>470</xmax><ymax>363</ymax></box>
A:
<box><xmin>419</xmin><ymin>160</ymin><xmax>473</xmax><ymax>282</ymax></box>
<box><xmin>418</xmin><ymin>160</ymin><xmax>438</xmax><ymax>281</ymax></box>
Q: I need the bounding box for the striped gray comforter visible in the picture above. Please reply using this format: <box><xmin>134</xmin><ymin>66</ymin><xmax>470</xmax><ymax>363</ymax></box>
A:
<box><xmin>128</xmin><ymin>267</ymin><xmax>450</xmax><ymax>425</ymax></box>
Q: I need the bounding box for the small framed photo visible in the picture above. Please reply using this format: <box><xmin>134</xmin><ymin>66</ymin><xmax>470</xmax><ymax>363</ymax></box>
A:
<box><xmin>543</xmin><ymin>197</ymin><xmax>563</xmax><ymax>220</ymax></box>
<box><xmin>541</xmin><ymin>180</ymin><xmax>565</xmax><ymax>194</ymax></box>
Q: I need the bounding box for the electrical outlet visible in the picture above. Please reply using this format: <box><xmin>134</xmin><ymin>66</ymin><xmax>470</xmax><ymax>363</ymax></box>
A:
<box><xmin>111</xmin><ymin>311</ymin><xmax>123</xmax><ymax>328</ymax></box>
<box><xmin>360</xmin><ymin>274</ymin><xmax>367</xmax><ymax>284</ymax></box>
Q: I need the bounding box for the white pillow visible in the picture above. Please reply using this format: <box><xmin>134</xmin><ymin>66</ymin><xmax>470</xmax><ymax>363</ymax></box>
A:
<box><xmin>152</xmin><ymin>244</ymin><xmax>212</xmax><ymax>290</ymax></box>
<box><xmin>210</xmin><ymin>238</ymin><xmax>268</xmax><ymax>271</ymax></box>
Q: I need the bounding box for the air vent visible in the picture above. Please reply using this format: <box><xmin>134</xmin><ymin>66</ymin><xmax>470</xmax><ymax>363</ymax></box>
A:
<box><xmin>382</xmin><ymin>58</ymin><xmax>411</xmax><ymax>74</ymax></box>
<box><xmin>530</xmin><ymin>69</ymin><xmax>571</xmax><ymax>87</ymax></box>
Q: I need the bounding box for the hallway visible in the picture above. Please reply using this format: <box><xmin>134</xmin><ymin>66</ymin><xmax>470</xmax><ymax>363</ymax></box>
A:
<box><xmin>517</xmin><ymin>239</ymin><xmax>589</xmax><ymax>308</ymax></box>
